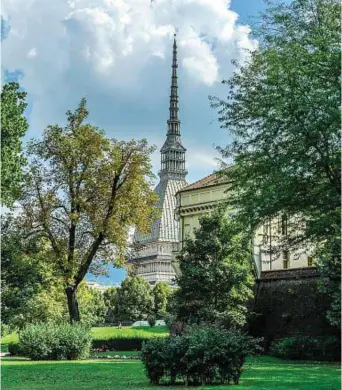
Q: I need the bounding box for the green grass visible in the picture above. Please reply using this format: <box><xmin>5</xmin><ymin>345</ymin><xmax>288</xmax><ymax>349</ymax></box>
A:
<box><xmin>90</xmin><ymin>325</ymin><xmax>169</xmax><ymax>340</ymax></box>
<box><xmin>1</xmin><ymin>356</ymin><xmax>340</xmax><ymax>390</ymax></box>
<box><xmin>1</xmin><ymin>332</ymin><xmax>19</xmax><ymax>345</ymax></box>
<box><xmin>1</xmin><ymin>326</ymin><xmax>168</xmax><ymax>349</ymax></box>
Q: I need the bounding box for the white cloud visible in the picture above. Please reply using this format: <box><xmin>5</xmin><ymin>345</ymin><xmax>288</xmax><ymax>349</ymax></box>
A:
<box><xmin>2</xmin><ymin>0</ymin><xmax>257</xmax><ymax>188</ymax></box>
<box><xmin>27</xmin><ymin>47</ymin><xmax>37</xmax><ymax>58</ymax></box>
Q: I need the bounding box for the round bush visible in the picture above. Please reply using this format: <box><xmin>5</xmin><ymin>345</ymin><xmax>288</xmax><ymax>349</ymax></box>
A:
<box><xmin>19</xmin><ymin>323</ymin><xmax>92</xmax><ymax>360</ymax></box>
<box><xmin>141</xmin><ymin>326</ymin><xmax>262</xmax><ymax>386</ymax></box>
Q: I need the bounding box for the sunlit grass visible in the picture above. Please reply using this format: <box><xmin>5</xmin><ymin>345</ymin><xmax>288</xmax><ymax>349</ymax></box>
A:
<box><xmin>1</xmin><ymin>357</ymin><xmax>340</xmax><ymax>390</ymax></box>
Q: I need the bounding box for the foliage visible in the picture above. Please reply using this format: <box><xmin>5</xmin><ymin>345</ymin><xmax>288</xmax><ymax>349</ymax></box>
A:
<box><xmin>8</xmin><ymin>342</ymin><xmax>22</xmax><ymax>356</ymax></box>
<box><xmin>141</xmin><ymin>326</ymin><xmax>262</xmax><ymax>386</ymax></box>
<box><xmin>1</xmin><ymin>323</ymin><xmax>9</xmax><ymax>337</ymax></box>
<box><xmin>1</xmin><ymin>82</ymin><xmax>29</xmax><ymax>206</ymax></box>
<box><xmin>270</xmin><ymin>336</ymin><xmax>340</xmax><ymax>362</ymax></box>
<box><xmin>152</xmin><ymin>282</ymin><xmax>172</xmax><ymax>319</ymax></box>
<box><xmin>141</xmin><ymin>337</ymin><xmax>170</xmax><ymax>384</ymax></box>
<box><xmin>19</xmin><ymin>323</ymin><xmax>92</xmax><ymax>360</ymax></box>
<box><xmin>2</xmin><ymin>357</ymin><xmax>341</xmax><ymax>390</ymax></box>
<box><xmin>210</xmin><ymin>0</ymin><xmax>340</xmax><ymax>324</ymax></box>
<box><xmin>92</xmin><ymin>337</ymin><xmax>151</xmax><ymax>352</ymax></box>
<box><xmin>103</xmin><ymin>287</ymin><xmax>119</xmax><ymax>323</ymax></box>
<box><xmin>174</xmin><ymin>211</ymin><xmax>254</xmax><ymax>328</ymax></box>
<box><xmin>116</xmin><ymin>277</ymin><xmax>154</xmax><ymax>322</ymax></box>
<box><xmin>14</xmin><ymin>98</ymin><xmax>158</xmax><ymax>322</ymax></box>
<box><xmin>1</xmin><ymin>218</ymin><xmax>58</xmax><ymax>329</ymax></box>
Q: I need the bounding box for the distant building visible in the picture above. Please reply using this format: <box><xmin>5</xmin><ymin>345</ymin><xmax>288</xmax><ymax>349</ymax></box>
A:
<box><xmin>172</xmin><ymin>172</ymin><xmax>314</xmax><ymax>278</ymax></box>
<box><xmin>86</xmin><ymin>281</ymin><xmax>117</xmax><ymax>293</ymax></box>
<box><xmin>129</xmin><ymin>35</ymin><xmax>188</xmax><ymax>286</ymax></box>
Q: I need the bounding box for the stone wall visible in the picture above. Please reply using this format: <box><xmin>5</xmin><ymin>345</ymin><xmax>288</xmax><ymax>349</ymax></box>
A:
<box><xmin>248</xmin><ymin>268</ymin><xmax>338</xmax><ymax>347</ymax></box>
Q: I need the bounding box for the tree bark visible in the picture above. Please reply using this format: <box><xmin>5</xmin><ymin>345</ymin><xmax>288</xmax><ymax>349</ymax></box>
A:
<box><xmin>65</xmin><ymin>286</ymin><xmax>80</xmax><ymax>323</ymax></box>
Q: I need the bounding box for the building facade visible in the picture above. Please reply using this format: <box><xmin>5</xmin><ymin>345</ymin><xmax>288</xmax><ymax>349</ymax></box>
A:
<box><xmin>172</xmin><ymin>172</ymin><xmax>314</xmax><ymax>278</ymax></box>
<box><xmin>130</xmin><ymin>35</ymin><xmax>188</xmax><ymax>286</ymax></box>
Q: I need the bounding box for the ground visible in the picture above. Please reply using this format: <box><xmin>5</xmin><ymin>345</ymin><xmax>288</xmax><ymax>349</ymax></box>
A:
<box><xmin>1</xmin><ymin>356</ymin><xmax>340</xmax><ymax>390</ymax></box>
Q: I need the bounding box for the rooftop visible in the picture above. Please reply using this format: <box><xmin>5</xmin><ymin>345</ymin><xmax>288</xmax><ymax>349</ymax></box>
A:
<box><xmin>178</xmin><ymin>171</ymin><xmax>229</xmax><ymax>193</ymax></box>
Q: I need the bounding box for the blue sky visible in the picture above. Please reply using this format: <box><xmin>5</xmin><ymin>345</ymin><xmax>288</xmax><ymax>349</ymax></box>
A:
<box><xmin>2</xmin><ymin>0</ymin><xmax>284</xmax><ymax>285</ymax></box>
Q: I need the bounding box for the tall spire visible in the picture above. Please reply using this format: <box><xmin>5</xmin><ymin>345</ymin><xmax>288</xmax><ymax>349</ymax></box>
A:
<box><xmin>159</xmin><ymin>33</ymin><xmax>187</xmax><ymax>182</ymax></box>
<box><xmin>169</xmin><ymin>34</ymin><xmax>179</xmax><ymax>125</ymax></box>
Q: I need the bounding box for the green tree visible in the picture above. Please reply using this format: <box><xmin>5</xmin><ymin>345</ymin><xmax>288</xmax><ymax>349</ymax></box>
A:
<box><xmin>174</xmin><ymin>212</ymin><xmax>254</xmax><ymax>328</ymax></box>
<box><xmin>116</xmin><ymin>276</ymin><xmax>154</xmax><ymax>322</ymax></box>
<box><xmin>153</xmin><ymin>282</ymin><xmax>172</xmax><ymax>319</ymax></box>
<box><xmin>103</xmin><ymin>287</ymin><xmax>119</xmax><ymax>323</ymax></box>
<box><xmin>210</xmin><ymin>0</ymin><xmax>340</xmax><ymax>325</ymax></box>
<box><xmin>1</xmin><ymin>82</ymin><xmax>29</xmax><ymax>206</ymax></box>
<box><xmin>15</xmin><ymin>98</ymin><xmax>158</xmax><ymax>323</ymax></box>
<box><xmin>1</xmin><ymin>217</ymin><xmax>55</xmax><ymax>329</ymax></box>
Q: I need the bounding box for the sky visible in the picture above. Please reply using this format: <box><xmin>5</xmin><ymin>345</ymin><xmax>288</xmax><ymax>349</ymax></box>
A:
<box><xmin>1</xmin><ymin>0</ymin><xmax>282</xmax><ymax>285</ymax></box>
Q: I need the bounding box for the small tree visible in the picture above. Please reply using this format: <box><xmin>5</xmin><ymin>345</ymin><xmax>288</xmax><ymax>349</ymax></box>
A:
<box><xmin>175</xmin><ymin>211</ymin><xmax>254</xmax><ymax>328</ymax></box>
<box><xmin>1</xmin><ymin>82</ymin><xmax>29</xmax><ymax>206</ymax></box>
<box><xmin>153</xmin><ymin>282</ymin><xmax>172</xmax><ymax>319</ymax></box>
<box><xmin>116</xmin><ymin>276</ymin><xmax>154</xmax><ymax>322</ymax></box>
<box><xmin>103</xmin><ymin>287</ymin><xmax>119</xmax><ymax>323</ymax></box>
<box><xmin>16</xmin><ymin>99</ymin><xmax>158</xmax><ymax>323</ymax></box>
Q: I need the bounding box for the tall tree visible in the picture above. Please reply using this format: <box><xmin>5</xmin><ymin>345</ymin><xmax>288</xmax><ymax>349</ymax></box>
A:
<box><xmin>174</xmin><ymin>212</ymin><xmax>254</xmax><ymax>329</ymax></box>
<box><xmin>1</xmin><ymin>82</ymin><xmax>29</xmax><ymax>206</ymax></box>
<box><xmin>153</xmin><ymin>282</ymin><xmax>172</xmax><ymax>319</ymax></box>
<box><xmin>210</xmin><ymin>0</ymin><xmax>340</xmax><ymax>324</ymax></box>
<box><xmin>16</xmin><ymin>99</ymin><xmax>158</xmax><ymax>323</ymax></box>
<box><xmin>116</xmin><ymin>277</ymin><xmax>154</xmax><ymax>322</ymax></box>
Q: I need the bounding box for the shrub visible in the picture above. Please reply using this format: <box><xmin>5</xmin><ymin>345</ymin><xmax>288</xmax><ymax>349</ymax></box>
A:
<box><xmin>8</xmin><ymin>342</ymin><xmax>22</xmax><ymax>356</ymax></box>
<box><xmin>141</xmin><ymin>326</ymin><xmax>262</xmax><ymax>386</ymax></box>
<box><xmin>19</xmin><ymin>323</ymin><xmax>92</xmax><ymax>360</ymax></box>
<box><xmin>271</xmin><ymin>336</ymin><xmax>340</xmax><ymax>361</ymax></box>
<box><xmin>141</xmin><ymin>338</ymin><xmax>169</xmax><ymax>385</ymax></box>
<box><xmin>92</xmin><ymin>337</ymin><xmax>149</xmax><ymax>351</ymax></box>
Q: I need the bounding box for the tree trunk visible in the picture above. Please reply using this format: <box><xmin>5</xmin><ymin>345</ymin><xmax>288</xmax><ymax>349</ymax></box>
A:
<box><xmin>65</xmin><ymin>286</ymin><xmax>80</xmax><ymax>323</ymax></box>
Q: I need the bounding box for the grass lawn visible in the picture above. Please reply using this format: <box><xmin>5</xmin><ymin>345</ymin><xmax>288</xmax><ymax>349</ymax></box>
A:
<box><xmin>1</xmin><ymin>356</ymin><xmax>340</xmax><ymax>390</ymax></box>
<box><xmin>91</xmin><ymin>325</ymin><xmax>168</xmax><ymax>339</ymax></box>
<box><xmin>1</xmin><ymin>326</ymin><xmax>169</xmax><ymax>352</ymax></box>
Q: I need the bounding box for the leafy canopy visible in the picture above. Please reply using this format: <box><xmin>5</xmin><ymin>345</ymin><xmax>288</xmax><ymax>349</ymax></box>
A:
<box><xmin>1</xmin><ymin>82</ymin><xmax>29</xmax><ymax>206</ymax></box>
<box><xmin>210</xmin><ymin>0</ymin><xmax>340</xmax><ymax>248</ymax></box>
<box><xmin>116</xmin><ymin>276</ymin><xmax>154</xmax><ymax>322</ymax></box>
<box><xmin>15</xmin><ymin>98</ymin><xmax>158</xmax><ymax>322</ymax></box>
<box><xmin>174</xmin><ymin>211</ymin><xmax>254</xmax><ymax>328</ymax></box>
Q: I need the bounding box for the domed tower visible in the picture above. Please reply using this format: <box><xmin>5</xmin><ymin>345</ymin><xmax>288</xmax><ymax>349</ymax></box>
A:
<box><xmin>131</xmin><ymin>34</ymin><xmax>187</xmax><ymax>286</ymax></box>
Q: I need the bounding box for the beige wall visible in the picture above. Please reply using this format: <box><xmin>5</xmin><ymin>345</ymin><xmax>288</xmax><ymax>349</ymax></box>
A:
<box><xmin>253</xmin><ymin>218</ymin><xmax>313</xmax><ymax>273</ymax></box>
<box><xmin>174</xmin><ymin>182</ymin><xmax>313</xmax><ymax>276</ymax></box>
<box><xmin>176</xmin><ymin>183</ymin><xmax>229</xmax><ymax>250</ymax></box>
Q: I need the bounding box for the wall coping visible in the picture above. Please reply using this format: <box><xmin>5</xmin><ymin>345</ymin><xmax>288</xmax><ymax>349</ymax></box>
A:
<box><xmin>260</xmin><ymin>267</ymin><xmax>319</xmax><ymax>281</ymax></box>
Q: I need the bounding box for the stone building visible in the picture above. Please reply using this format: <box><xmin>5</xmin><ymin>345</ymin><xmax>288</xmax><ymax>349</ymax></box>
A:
<box><xmin>172</xmin><ymin>172</ymin><xmax>314</xmax><ymax>278</ymax></box>
<box><xmin>129</xmin><ymin>35</ymin><xmax>188</xmax><ymax>286</ymax></box>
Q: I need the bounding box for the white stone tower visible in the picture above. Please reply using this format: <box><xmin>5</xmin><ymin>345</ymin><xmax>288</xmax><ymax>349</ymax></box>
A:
<box><xmin>131</xmin><ymin>34</ymin><xmax>187</xmax><ymax>286</ymax></box>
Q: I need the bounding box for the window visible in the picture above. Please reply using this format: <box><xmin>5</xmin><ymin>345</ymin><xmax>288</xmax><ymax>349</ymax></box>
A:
<box><xmin>281</xmin><ymin>214</ymin><xmax>288</xmax><ymax>235</ymax></box>
<box><xmin>283</xmin><ymin>250</ymin><xmax>289</xmax><ymax>269</ymax></box>
<box><xmin>308</xmin><ymin>256</ymin><xmax>314</xmax><ymax>267</ymax></box>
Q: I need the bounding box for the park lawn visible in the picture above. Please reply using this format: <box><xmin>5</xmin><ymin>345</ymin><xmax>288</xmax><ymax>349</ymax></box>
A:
<box><xmin>90</xmin><ymin>325</ymin><xmax>169</xmax><ymax>340</ymax></box>
<box><xmin>1</xmin><ymin>356</ymin><xmax>340</xmax><ymax>390</ymax></box>
<box><xmin>0</xmin><ymin>325</ymin><xmax>168</xmax><ymax>351</ymax></box>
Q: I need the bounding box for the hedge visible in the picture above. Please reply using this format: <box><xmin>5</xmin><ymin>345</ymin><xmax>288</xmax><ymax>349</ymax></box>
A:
<box><xmin>270</xmin><ymin>336</ymin><xmax>341</xmax><ymax>361</ymax></box>
<box><xmin>92</xmin><ymin>337</ymin><xmax>150</xmax><ymax>351</ymax></box>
